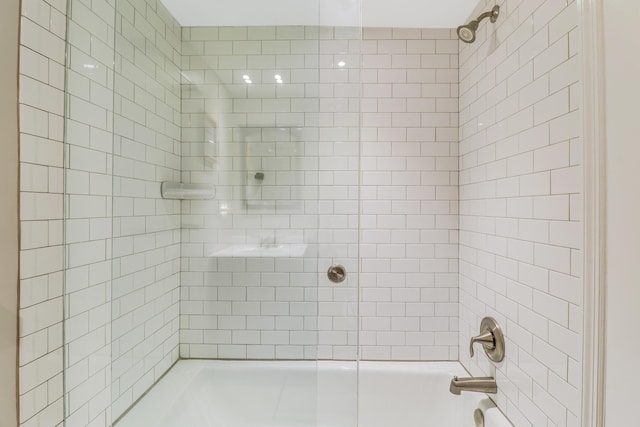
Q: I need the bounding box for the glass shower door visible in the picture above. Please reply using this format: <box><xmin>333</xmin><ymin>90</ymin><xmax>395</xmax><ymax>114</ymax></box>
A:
<box><xmin>64</xmin><ymin>0</ymin><xmax>364</xmax><ymax>424</ymax></box>
<box><xmin>177</xmin><ymin>2</ymin><xmax>363</xmax><ymax>422</ymax></box>
<box><xmin>179</xmin><ymin>20</ymin><xmax>325</xmax><ymax>427</ymax></box>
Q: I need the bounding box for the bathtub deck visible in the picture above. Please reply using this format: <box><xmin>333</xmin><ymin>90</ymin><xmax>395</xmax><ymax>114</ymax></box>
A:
<box><xmin>115</xmin><ymin>360</ymin><xmax>504</xmax><ymax>427</ymax></box>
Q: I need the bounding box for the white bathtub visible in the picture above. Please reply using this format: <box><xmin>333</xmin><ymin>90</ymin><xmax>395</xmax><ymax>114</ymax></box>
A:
<box><xmin>355</xmin><ymin>362</ymin><xmax>512</xmax><ymax>427</ymax></box>
<box><xmin>116</xmin><ymin>360</ymin><xmax>513</xmax><ymax>427</ymax></box>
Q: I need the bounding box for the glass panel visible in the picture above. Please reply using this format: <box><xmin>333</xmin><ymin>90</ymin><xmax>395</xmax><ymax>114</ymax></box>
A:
<box><xmin>179</xmin><ymin>26</ymin><xmax>321</xmax><ymax>361</ymax></box>
<box><xmin>315</xmin><ymin>2</ymin><xmax>362</xmax><ymax>427</ymax></box>
<box><xmin>63</xmin><ymin>0</ymin><xmax>361</xmax><ymax>425</ymax></box>
<box><xmin>176</xmin><ymin>20</ymin><xmax>326</xmax><ymax>427</ymax></box>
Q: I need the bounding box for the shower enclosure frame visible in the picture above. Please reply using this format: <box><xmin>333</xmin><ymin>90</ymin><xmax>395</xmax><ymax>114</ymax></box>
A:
<box><xmin>578</xmin><ymin>0</ymin><xmax>606</xmax><ymax>426</ymax></box>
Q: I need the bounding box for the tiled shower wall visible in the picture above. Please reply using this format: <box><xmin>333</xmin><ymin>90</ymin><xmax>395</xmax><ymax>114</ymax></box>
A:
<box><xmin>110</xmin><ymin>0</ymin><xmax>182</xmax><ymax>420</ymax></box>
<box><xmin>63</xmin><ymin>0</ymin><xmax>115</xmax><ymax>423</ymax></box>
<box><xmin>179</xmin><ymin>26</ymin><xmax>460</xmax><ymax>361</ymax></box>
<box><xmin>179</xmin><ymin>25</ymin><xmax>362</xmax><ymax>361</ymax></box>
<box><xmin>359</xmin><ymin>27</ymin><xmax>459</xmax><ymax>361</ymax></box>
<box><xmin>18</xmin><ymin>0</ymin><xmax>66</xmax><ymax>425</ymax></box>
<box><xmin>17</xmin><ymin>15</ymin><xmax>460</xmax><ymax>425</ymax></box>
<box><xmin>18</xmin><ymin>0</ymin><xmax>182</xmax><ymax>425</ymax></box>
<box><xmin>17</xmin><ymin>2</ymin><xmax>586</xmax><ymax>427</ymax></box>
<box><xmin>458</xmin><ymin>0</ymin><xmax>582</xmax><ymax>426</ymax></box>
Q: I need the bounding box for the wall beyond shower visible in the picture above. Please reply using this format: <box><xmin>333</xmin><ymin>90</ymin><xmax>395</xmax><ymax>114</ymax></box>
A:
<box><xmin>179</xmin><ymin>25</ymin><xmax>331</xmax><ymax>361</ymax></box>
<box><xmin>459</xmin><ymin>0</ymin><xmax>582</xmax><ymax>426</ymax></box>
<box><xmin>179</xmin><ymin>25</ymin><xmax>460</xmax><ymax>361</ymax></box>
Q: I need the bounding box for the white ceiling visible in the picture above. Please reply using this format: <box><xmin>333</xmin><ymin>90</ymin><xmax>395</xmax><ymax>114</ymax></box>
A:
<box><xmin>159</xmin><ymin>0</ymin><xmax>479</xmax><ymax>28</ymax></box>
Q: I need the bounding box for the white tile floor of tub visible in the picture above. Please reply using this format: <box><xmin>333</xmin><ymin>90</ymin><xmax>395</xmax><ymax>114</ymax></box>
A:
<box><xmin>115</xmin><ymin>360</ymin><xmax>492</xmax><ymax>427</ymax></box>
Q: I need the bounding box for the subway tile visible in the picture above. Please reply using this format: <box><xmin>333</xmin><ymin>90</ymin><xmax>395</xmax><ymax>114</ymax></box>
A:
<box><xmin>459</xmin><ymin>1</ymin><xmax>581</xmax><ymax>425</ymax></box>
<box><xmin>17</xmin><ymin>4</ymin><xmax>582</xmax><ymax>426</ymax></box>
<box><xmin>534</xmin><ymin>35</ymin><xmax>569</xmax><ymax>79</ymax></box>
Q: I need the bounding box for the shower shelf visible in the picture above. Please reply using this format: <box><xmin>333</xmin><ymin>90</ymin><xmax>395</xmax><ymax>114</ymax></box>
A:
<box><xmin>209</xmin><ymin>243</ymin><xmax>309</xmax><ymax>258</ymax></box>
<box><xmin>161</xmin><ymin>182</ymin><xmax>216</xmax><ymax>200</ymax></box>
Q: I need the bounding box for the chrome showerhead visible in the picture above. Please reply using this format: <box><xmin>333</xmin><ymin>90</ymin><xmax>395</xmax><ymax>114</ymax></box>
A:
<box><xmin>457</xmin><ymin>5</ymin><xmax>500</xmax><ymax>44</ymax></box>
<box><xmin>457</xmin><ymin>21</ymin><xmax>479</xmax><ymax>43</ymax></box>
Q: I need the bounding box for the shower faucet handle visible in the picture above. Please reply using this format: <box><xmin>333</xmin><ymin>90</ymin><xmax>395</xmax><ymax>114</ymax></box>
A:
<box><xmin>469</xmin><ymin>330</ymin><xmax>495</xmax><ymax>358</ymax></box>
<box><xmin>469</xmin><ymin>317</ymin><xmax>505</xmax><ymax>363</ymax></box>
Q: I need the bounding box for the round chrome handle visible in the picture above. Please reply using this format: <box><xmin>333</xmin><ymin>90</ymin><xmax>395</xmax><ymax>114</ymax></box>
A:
<box><xmin>327</xmin><ymin>265</ymin><xmax>347</xmax><ymax>283</ymax></box>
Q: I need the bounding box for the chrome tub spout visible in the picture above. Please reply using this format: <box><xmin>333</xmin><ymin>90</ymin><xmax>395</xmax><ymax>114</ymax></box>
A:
<box><xmin>449</xmin><ymin>376</ymin><xmax>497</xmax><ymax>395</ymax></box>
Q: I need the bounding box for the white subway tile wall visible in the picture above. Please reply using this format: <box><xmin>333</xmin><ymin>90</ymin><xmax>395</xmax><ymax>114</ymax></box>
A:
<box><xmin>179</xmin><ymin>26</ymin><xmax>459</xmax><ymax>362</ymax></box>
<box><xmin>109</xmin><ymin>0</ymin><xmax>183</xmax><ymax>421</ymax></box>
<box><xmin>62</xmin><ymin>0</ymin><xmax>116</xmax><ymax>424</ymax></box>
<box><xmin>359</xmin><ymin>27</ymin><xmax>460</xmax><ymax>361</ymax></box>
<box><xmin>179</xmin><ymin>25</ymin><xmax>360</xmax><ymax>361</ymax></box>
<box><xmin>19</xmin><ymin>0</ymin><xmax>66</xmax><ymax>425</ymax></box>
<box><xmin>17</xmin><ymin>0</ymin><xmax>585</xmax><ymax>426</ymax></box>
<box><xmin>458</xmin><ymin>1</ymin><xmax>582</xmax><ymax>426</ymax></box>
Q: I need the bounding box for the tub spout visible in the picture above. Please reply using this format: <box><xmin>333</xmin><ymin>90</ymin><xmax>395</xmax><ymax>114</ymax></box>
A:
<box><xmin>449</xmin><ymin>376</ymin><xmax>497</xmax><ymax>395</ymax></box>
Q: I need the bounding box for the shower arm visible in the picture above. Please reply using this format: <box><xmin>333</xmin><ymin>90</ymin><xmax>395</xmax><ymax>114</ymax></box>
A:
<box><xmin>475</xmin><ymin>6</ymin><xmax>500</xmax><ymax>25</ymax></box>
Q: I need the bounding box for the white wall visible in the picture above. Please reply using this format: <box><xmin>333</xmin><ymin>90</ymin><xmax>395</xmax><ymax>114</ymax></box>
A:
<box><xmin>109</xmin><ymin>0</ymin><xmax>182</xmax><ymax>419</ymax></box>
<box><xmin>359</xmin><ymin>27</ymin><xmax>459</xmax><ymax>361</ymax></box>
<box><xmin>458</xmin><ymin>0</ymin><xmax>582</xmax><ymax>426</ymax></box>
<box><xmin>159</xmin><ymin>0</ymin><xmax>478</xmax><ymax>28</ymax></box>
<box><xmin>63</xmin><ymin>0</ymin><xmax>115</xmax><ymax>423</ymax></box>
<box><xmin>65</xmin><ymin>0</ymin><xmax>183</xmax><ymax>423</ymax></box>
<box><xmin>179</xmin><ymin>25</ymin><xmax>362</xmax><ymax>361</ymax></box>
<box><xmin>18</xmin><ymin>0</ymin><xmax>66</xmax><ymax>424</ymax></box>
<box><xmin>363</xmin><ymin>0</ymin><xmax>480</xmax><ymax>28</ymax></box>
<box><xmin>179</xmin><ymin>26</ymin><xmax>460</xmax><ymax>361</ymax></box>
<box><xmin>18</xmin><ymin>0</ymin><xmax>183</xmax><ymax>424</ymax></box>
<box><xmin>0</xmin><ymin>0</ymin><xmax>20</xmax><ymax>425</ymax></box>
<box><xmin>602</xmin><ymin>1</ymin><xmax>640</xmax><ymax>425</ymax></box>
<box><xmin>14</xmin><ymin>0</ymin><xmax>600</xmax><ymax>425</ymax></box>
